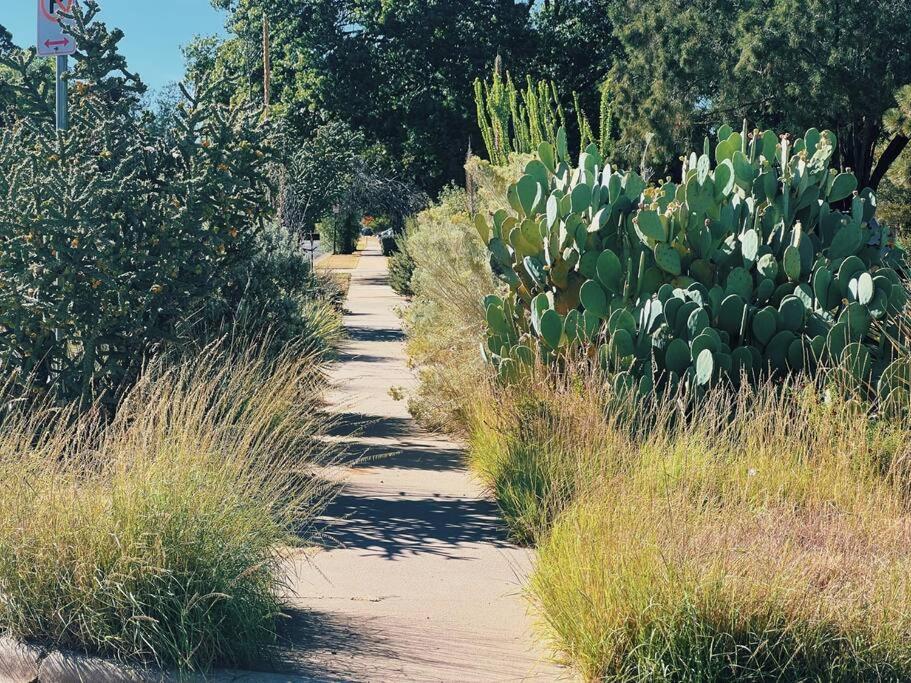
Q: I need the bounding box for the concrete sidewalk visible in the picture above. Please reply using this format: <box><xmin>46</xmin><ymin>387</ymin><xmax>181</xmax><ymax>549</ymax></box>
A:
<box><xmin>279</xmin><ymin>240</ymin><xmax>565</xmax><ymax>681</ymax></box>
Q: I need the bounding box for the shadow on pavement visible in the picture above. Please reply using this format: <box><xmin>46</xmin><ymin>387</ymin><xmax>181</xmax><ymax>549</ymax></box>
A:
<box><xmin>327</xmin><ymin>413</ymin><xmax>415</xmax><ymax>440</ymax></box>
<box><xmin>345</xmin><ymin>326</ymin><xmax>405</xmax><ymax>343</ymax></box>
<box><xmin>320</xmin><ymin>493</ymin><xmax>511</xmax><ymax>560</ymax></box>
<box><xmin>265</xmin><ymin>607</ymin><xmax>397</xmax><ymax>681</ymax></box>
<box><xmin>337</xmin><ymin>440</ymin><xmax>465</xmax><ymax>471</ymax></box>
<box><xmin>354</xmin><ymin>275</ymin><xmax>392</xmax><ymax>287</ymax></box>
<box><xmin>334</xmin><ymin>350</ymin><xmax>391</xmax><ymax>364</ymax></box>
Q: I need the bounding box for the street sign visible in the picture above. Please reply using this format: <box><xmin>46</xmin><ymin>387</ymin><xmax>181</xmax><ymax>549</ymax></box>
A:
<box><xmin>37</xmin><ymin>0</ymin><xmax>76</xmax><ymax>56</ymax></box>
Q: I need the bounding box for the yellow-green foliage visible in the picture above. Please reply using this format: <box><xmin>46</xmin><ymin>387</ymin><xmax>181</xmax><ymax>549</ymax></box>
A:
<box><xmin>403</xmin><ymin>187</ymin><xmax>498</xmax><ymax>430</ymax></box>
<box><xmin>403</xmin><ymin>157</ymin><xmax>527</xmax><ymax>432</ymax></box>
<box><xmin>472</xmin><ymin>61</ymin><xmax>618</xmax><ymax>166</ymax></box>
<box><xmin>465</xmin><ymin>154</ymin><xmax>533</xmax><ymax>217</ymax></box>
<box><xmin>0</xmin><ymin>343</ymin><xmax>335</xmax><ymax>671</ymax></box>
<box><xmin>473</xmin><ymin>60</ymin><xmax>565</xmax><ymax>166</ymax></box>
<box><xmin>535</xmin><ymin>488</ymin><xmax>911</xmax><ymax>682</ymax></box>
<box><xmin>470</xmin><ymin>364</ymin><xmax>911</xmax><ymax>680</ymax></box>
<box><xmin>467</xmin><ymin>366</ymin><xmax>617</xmax><ymax>545</ymax></box>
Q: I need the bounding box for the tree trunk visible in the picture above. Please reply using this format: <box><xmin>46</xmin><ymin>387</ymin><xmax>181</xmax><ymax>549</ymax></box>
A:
<box><xmin>857</xmin><ymin>117</ymin><xmax>876</xmax><ymax>189</ymax></box>
<box><xmin>870</xmin><ymin>134</ymin><xmax>910</xmax><ymax>191</ymax></box>
<box><xmin>843</xmin><ymin>118</ymin><xmax>882</xmax><ymax>190</ymax></box>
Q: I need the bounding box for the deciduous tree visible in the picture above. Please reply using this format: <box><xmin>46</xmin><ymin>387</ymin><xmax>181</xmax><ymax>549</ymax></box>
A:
<box><xmin>211</xmin><ymin>0</ymin><xmax>536</xmax><ymax>193</ymax></box>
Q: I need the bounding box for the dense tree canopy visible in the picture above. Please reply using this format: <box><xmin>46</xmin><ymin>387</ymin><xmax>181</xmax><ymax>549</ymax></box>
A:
<box><xmin>6</xmin><ymin>0</ymin><xmax>910</xmax><ymax>199</ymax></box>
<box><xmin>735</xmin><ymin>0</ymin><xmax>911</xmax><ymax>190</ymax></box>
<box><xmin>209</xmin><ymin>0</ymin><xmax>536</xmax><ymax>193</ymax></box>
<box><xmin>202</xmin><ymin>0</ymin><xmax>909</xmax><ymax>204</ymax></box>
<box><xmin>607</xmin><ymin>0</ymin><xmax>911</xmax><ymax>188</ymax></box>
<box><xmin>531</xmin><ymin>0</ymin><xmax>619</xmax><ymax>118</ymax></box>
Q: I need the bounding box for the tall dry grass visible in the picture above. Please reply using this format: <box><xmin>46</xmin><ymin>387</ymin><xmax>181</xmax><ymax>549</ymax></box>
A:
<box><xmin>466</xmin><ymin>367</ymin><xmax>619</xmax><ymax>544</ymax></box>
<box><xmin>535</xmin><ymin>488</ymin><xmax>911</xmax><ymax>681</ymax></box>
<box><xmin>401</xmin><ymin>155</ymin><xmax>911</xmax><ymax>681</ymax></box>
<box><xmin>0</xmin><ymin>342</ymin><xmax>336</xmax><ymax>671</ymax></box>
<box><xmin>403</xmin><ymin>187</ymin><xmax>501</xmax><ymax>431</ymax></box>
<box><xmin>468</xmin><ymin>361</ymin><xmax>911</xmax><ymax>680</ymax></box>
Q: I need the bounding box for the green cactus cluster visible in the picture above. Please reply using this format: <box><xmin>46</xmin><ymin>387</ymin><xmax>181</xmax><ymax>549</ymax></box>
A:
<box><xmin>477</xmin><ymin>122</ymin><xmax>910</xmax><ymax>403</ymax></box>
<box><xmin>474</xmin><ymin>59</ymin><xmax>566</xmax><ymax>167</ymax></box>
<box><xmin>474</xmin><ymin>62</ymin><xmax>617</xmax><ymax>167</ymax></box>
<box><xmin>0</xmin><ymin>7</ymin><xmax>278</xmax><ymax>409</ymax></box>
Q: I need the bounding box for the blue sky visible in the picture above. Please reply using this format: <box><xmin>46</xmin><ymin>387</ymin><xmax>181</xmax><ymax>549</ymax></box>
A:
<box><xmin>1</xmin><ymin>1</ymin><xmax>228</xmax><ymax>92</ymax></box>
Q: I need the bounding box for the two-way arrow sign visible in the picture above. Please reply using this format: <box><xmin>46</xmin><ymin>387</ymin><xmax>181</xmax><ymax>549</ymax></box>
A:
<box><xmin>37</xmin><ymin>0</ymin><xmax>76</xmax><ymax>56</ymax></box>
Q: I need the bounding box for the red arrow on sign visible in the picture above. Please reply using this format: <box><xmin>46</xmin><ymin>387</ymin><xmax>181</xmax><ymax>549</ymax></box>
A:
<box><xmin>44</xmin><ymin>38</ymin><xmax>69</xmax><ymax>48</ymax></box>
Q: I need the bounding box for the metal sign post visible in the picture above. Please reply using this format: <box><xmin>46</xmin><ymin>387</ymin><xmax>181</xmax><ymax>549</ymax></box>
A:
<box><xmin>56</xmin><ymin>55</ymin><xmax>68</xmax><ymax>131</ymax></box>
<box><xmin>38</xmin><ymin>0</ymin><xmax>77</xmax><ymax>131</ymax></box>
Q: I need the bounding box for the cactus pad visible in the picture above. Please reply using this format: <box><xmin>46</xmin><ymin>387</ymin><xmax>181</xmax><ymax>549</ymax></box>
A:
<box><xmin>695</xmin><ymin>349</ymin><xmax>715</xmax><ymax>386</ymax></box>
<box><xmin>829</xmin><ymin>173</ymin><xmax>857</xmax><ymax>203</ymax></box>
<box><xmin>752</xmin><ymin>307</ymin><xmax>778</xmax><ymax>347</ymax></box>
<box><xmin>778</xmin><ymin>296</ymin><xmax>806</xmax><ymax>333</ymax></box>
<box><xmin>665</xmin><ymin>338</ymin><xmax>691</xmax><ymax>375</ymax></box>
<box><xmin>480</xmin><ymin>123</ymin><xmax>906</xmax><ymax>395</ymax></box>
<box><xmin>654</xmin><ymin>243</ymin><xmax>681</xmax><ymax>276</ymax></box>
<box><xmin>718</xmin><ymin>294</ymin><xmax>746</xmax><ymax>336</ymax></box>
<box><xmin>637</xmin><ymin>210</ymin><xmax>666</xmax><ymax>242</ymax></box>
<box><xmin>539</xmin><ymin>309</ymin><xmax>564</xmax><ymax>349</ymax></box>
<box><xmin>725</xmin><ymin>267</ymin><xmax>753</xmax><ymax>300</ymax></box>
<box><xmin>596</xmin><ymin>249</ymin><xmax>623</xmax><ymax>293</ymax></box>
<box><xmin>580</xmin><ymin>280</ymin><xmax>610</xmax><ymax>319</ymax></box>
<box><xmin>783</xmin><ymin>246</ymin><xmax>802</xmax><ymax>281</ymax></box>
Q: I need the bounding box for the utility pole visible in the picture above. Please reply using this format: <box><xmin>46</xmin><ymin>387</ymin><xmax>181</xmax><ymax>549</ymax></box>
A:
<box><xmin>262</xmin><ymin>14</ymin><xmax>271</xmax><ymax>109</ymax></box>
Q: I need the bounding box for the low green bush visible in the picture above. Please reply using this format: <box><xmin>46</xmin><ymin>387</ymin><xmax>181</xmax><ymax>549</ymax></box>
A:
<box><xmin>202</xmin><ymin>224</ymin><xmax>345</xmax><ymax>358</ymax></box>
<box><xmin>388</xmin><ymin>233</ymin><xmax>415</xmax><ymax>296</ymax></box>
<box><xmin>0</xmin><ymin>343</ymin><xmax>336</xmax><ymax>671</ymax></box>
<box><xmin>470</xmin><ymin>413</ymin><xmax>571</xmax><ymax>545</ymax></box>
<box><xmin>403</xmin><ymin>186</ymin><xmax>502</xmax><ymax>430</ymax></box>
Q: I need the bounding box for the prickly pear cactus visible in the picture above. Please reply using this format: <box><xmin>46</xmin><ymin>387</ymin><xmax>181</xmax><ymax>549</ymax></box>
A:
<box><xmin>476</xmin><ymin>122</ymin><xmax>909</xmax><ymax>403</ymax></box>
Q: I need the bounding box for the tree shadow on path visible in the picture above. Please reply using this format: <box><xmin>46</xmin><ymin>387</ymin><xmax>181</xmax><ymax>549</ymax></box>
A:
<box><xmin>320</xmin><ymin>492</ymin><xmax>512</xmax><ymax>560</ymax></box>
<box><xmin>338</xmin><ymin>439</ymin><xmax>465</xmax><ymax>471</ymax></box>
<box><xmin>345</xmin><ymin>326</ymin><xmax>405</xmax><ymax>342</ymax></box>
<box><xmin>261</xmin><ymin>607</ymin><xmax>397</xmax><ymax>681</ymax></box>
<box><xmin>327</xmin><ymin>412</ymin><xmax>414</xmax><ymax>440</ymax></box>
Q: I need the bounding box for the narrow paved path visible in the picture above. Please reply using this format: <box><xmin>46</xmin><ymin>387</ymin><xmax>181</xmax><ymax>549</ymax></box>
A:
<box><xmin>281</xmin><ymin>241</ymin><xmax>564</xmax><ymax>682</ymax></box>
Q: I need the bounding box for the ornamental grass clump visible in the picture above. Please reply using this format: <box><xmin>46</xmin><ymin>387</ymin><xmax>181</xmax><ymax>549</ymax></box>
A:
<box><xmin>0</xmin><ymin>344</ymin><xmax>336</xmax><ymax>671</ymax></box>
<box><xmin>467</xmin><ymin>360</ymin><xmax>624</xmax><ymax>545</ymax></box>
<box><xmin>504</xmin><ymin>363</ymin><xmax>911</xmax><ymax>681</ymax></box>
<box><xmin>534</xmin><ymin>487</ymin><xmax>911</xmax><ymax>682</ymax></box>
